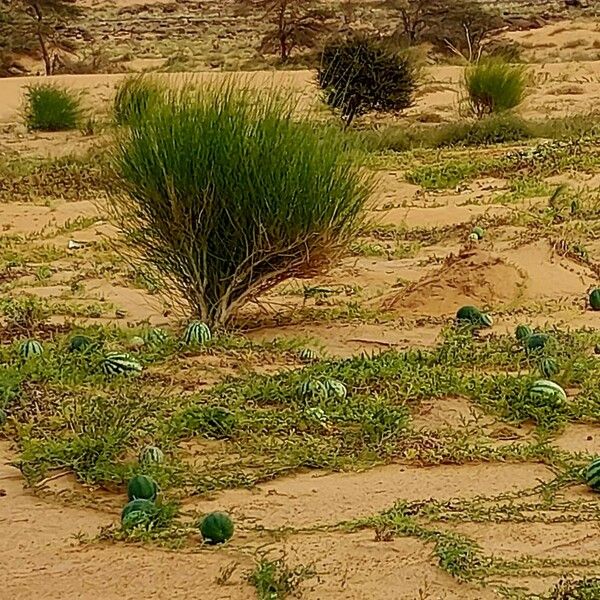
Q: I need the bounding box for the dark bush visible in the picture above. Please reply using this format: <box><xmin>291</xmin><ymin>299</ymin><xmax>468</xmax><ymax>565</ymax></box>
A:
<box><xmin>318</xmin><ymin>35</ymin><xmax>416</xmax><ymax>127</ymax></box>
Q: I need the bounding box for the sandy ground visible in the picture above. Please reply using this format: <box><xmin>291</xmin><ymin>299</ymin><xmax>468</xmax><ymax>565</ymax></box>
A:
<box><xmin>2</xmin><ymin>17</ymin><xmax>600</xmax><ymax>599</ymax></box>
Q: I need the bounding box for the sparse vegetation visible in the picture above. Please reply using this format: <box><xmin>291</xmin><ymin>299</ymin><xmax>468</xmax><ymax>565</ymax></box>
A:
<box><xmin>3</xmin><ymin>6</ymin><xmax>600</xmax><ymax>597</ymax></box>
<box><xmin>22</xmin><ymin>83</ymin><xmax>83</xmax><ymax>131</ymax></box>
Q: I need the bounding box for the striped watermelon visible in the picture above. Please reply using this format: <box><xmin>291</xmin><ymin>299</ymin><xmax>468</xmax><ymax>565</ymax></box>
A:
<box><xmin>456</xmin><ymin>306</ymin><xmax>492</xmax><ymax>328</ymax></box>
<box><xmin>183</xmin><ymin>321</ymin><xmax>211</xmax><ymax>345</ymax></box>
<box><xmin>299</xmin><ymin>379</ymin><xmax>328</xmax><ymax>400</ymax></box>
<box><xmin>529</xmin><ymin>379</ymin><xmax>567</xmax><ymax>405</ymax></box>
<box><xmin>298</xmin><ymin>348</ymin><xmax>319</xmax><ymax>362</ymax></box>
<box><xmin>539</xmin><ymin>358</ymin><xmax>560</xmax><ymax>379</ymax></box>
<box><xmin>590</xmin><ymin>288</ymin><xmax>600</xmax><ymax>311</ymax></box>
<box><xmin>525</xmin><ymin>333</ymin><xmax>550</xmax><ymax>352</ymax></box>
<box><xmin>127</xmin><ymin>475</ymin><xmax>158</xmax><ymax>501</ymax></box>
<box><xmin>69</xmin><ymin>334</ymin><xmax>92</xmax><ymax>352</ymax></box>
<box><xmin>585</xmin><ymin>458</ymin><xmax>600</xmax><ymax>491</ymax></box>
<box><xmin>471</xmin><ymin>226</ymin><xmax>485</xmax><ymax>240</ymax></box>
<box><xmin>144</xmin><ymin>327</ymin><xmax>169</xmax><ymax>346</ymax></box>
<box><xmin>121</xmin><ymin>498</ymin><xmax>156</xmax><ymax>528</ymax></box>
<box><xmin>101</xmin><ymin>352</ymin><xmax>142</xmax><ymax>376</ymax></box>
<box><xmin>515</xmin><ymin>325</ymin><xmax>533</xmax><ymax>342</ymax></box>
<box><xmin>139</xmin><ymin>445</ymin><xmax>164</xmax><ymax>465</ymax></box>
<box><xmin>20</xmin><ymin>339</ymin><xmax>43</xmax><ymax>359</ymax></box>
<box><xmin>199</xmin><ymin>512</ymin><xmax>234</xmax><ymax>544</ymax></box>
<box><xmin>324</xmin><ymin>378</ymin><xmax>347</xmax><ymax>400</ymax></box>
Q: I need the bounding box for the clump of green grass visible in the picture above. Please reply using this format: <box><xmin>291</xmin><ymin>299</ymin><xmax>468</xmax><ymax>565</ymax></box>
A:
<box><xmin>464</xmin><ymin>58</ymin><xmax>528</xmax><ymax>119</ymax></box>
<box><xmin>547</xmin><ymin>577</ymin><xmax>600</xmax><ymax>599</ymax></box>
<box><xmin>110</xmin><ymin>82</ymin><xmax>373</xmax><ymax>327</ymax></box>
<box><xmin>22</xmin><ymin>84</ymin><xmax>83</xmax><ymax>131</ymax></box>
<box><xmin>113</xmin><ymin>75</ymin><xmax>165</xmax><ymax>126</ymax></box>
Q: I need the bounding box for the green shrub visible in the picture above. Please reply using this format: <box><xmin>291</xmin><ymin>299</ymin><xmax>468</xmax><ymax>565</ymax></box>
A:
<box><xmin>463</xmin><ymin>58</ymin><xmax>528</xmax><ymax>119</ymax></box>
<box><xmin>435</xmin><ymin>114</ymin><xmax>532</xmax><ymax>146</ymax></box>
<box><xmin>110</xmin><ymin>83</ymin><xmax>373</xmax><ymax>327</ymax></box>
<box><xmin>23</xmin><ymin>84</ymin><xmax>83</xmax><ymax>131</ymax></box>
<box><xmin>113</xmin><ymin>76</ymin><xmax>165</xmax><ymax>126</ymax></box>
<box><xmin>318</xmin><ymin>34</ymin><xmax>416</xmax><ymax>127</ymax></box>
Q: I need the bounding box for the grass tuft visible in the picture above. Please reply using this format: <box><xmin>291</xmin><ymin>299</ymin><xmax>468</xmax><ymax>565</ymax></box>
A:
<box><xmin>464</xmin><ymin>58</ymin><xmax>528</xmax><ymax>119</ymax></box>
<box><xmin>110</xmin><ymin>82</ymin><xmax>373</xmax><ymax>327</ymax></box>
<box><xmin>22</xmin><ymin>84</ymin><xmax>83</xmax><ymax>131</ymax></box>
<box><xmin>113</xmin><ymin>75</ymin><xmax>165</xmax><ymax>126</ymax></box>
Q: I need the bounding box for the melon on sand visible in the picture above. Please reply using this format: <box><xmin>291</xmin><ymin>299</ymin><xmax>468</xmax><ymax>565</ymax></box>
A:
<box><xmin>199</xmin><ymin>512</ymin><xmax>234</xmax><ymax>544</ymax></box>
<box><xmin>382</xmin><ymin>249</ymin><xmax>525</xmax><ymax>317</ymax></box>
<box><xmin>127</xmin><ymin>475</ymin><xmax>158</xmax><ymax>501</ymax></box>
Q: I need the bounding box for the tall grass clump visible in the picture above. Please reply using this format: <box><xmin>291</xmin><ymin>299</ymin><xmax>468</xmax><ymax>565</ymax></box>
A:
<box><xmin>110</xmin><ymin>83</ymin><xmax>373</xmax><ymax>327</ymax></box>
<box><xmin>22</xmin><ymin>84</ymin><xmax>83</xmax><ymax>131</ymax></box>
<box><xmin>464</xmin><ymin>58</ymin><xmax>528</xmax><ymax>119</ymax></box>
<box><xmin>113</xmin><ymin>75</ymin><xmax>165</xmax><ymax>126</ymax></box>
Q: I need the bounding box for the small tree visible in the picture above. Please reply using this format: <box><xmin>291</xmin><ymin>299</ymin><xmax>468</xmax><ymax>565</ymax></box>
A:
<box><xmin>110</xmin><ymin>84</ymin><xmax>373</xmax><ymax>327</ymax></box>
<box><xmin>8</xmin><ymin>0</ymin><xmax>81</xmax><ymax>75</ymax></box>
<box><xmin>318</xmin><ymin>35</ymin><xmax>416</xmax><ymax>128</ymax></box>
<box><xmin>239</xmin><ymin>0</ymin><xmax>332</xmax><ymax>62</ymax></box>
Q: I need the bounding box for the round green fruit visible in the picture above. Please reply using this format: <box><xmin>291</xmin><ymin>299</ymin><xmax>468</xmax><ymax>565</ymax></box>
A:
<box><xmin>199</xmin><ymin>511</ymin><xmax>234</xmax><ymax>544</ymax></box>
<box><xmin>539</xmin><ymin>358</ymin><xmax>560</xmax><ymax>379</ymax></box>
<box><xmin>515</xmin><ymin>325</ymin><xmax>533</xmax><ymax>342</ymax></box>
<box><xmin>69</xmin><ymin>334</ymin><xmax>93</xmax><ymax>352</ymax></box>
<box><xmin>529</xmin><ymin>379</ymin><xmax>567</xmax><ymax>405</ymax></box>
<box><xmin>589</xmin><ymin>288</ymin><xmax>600</xmax><ymax>311</ymax></box>
<box><xmin>139</xmin><ymin>445</ymin><xmax>164</xmax><ymax>466</ymax></box>
<box><xmin>127</xmin><ymin>474</ymin><xmax>158</xmax><ymax>501</ymax></box>
<box><xmin>121</xmin><ymin>498</ymin><xmax>156</xmax><ymax>523</ymax></box>
<box><xmin>471</xmin><ymin>226</ymin><xmax>485</xmax><ymax>240</ymax></box>
<box><xmin>525</xmin><ymin>333</ymin><xmax>550</xmax><ymax>352</ymax></box>
<box><xmin>585</xmin><ymin>458</ymin><xmax>600</xmax><ymax>492</ymax></box>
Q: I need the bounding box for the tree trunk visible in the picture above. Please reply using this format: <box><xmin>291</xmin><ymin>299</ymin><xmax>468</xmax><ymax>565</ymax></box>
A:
<box><xmin>277</xmin><ymin>4</ymin><xmax>288</xmax><ymax>62</ymax></box>
<box><xmin>31</xmin><ymin>3</ymin><xmax>52</xmax><ymax>75</ymax></box>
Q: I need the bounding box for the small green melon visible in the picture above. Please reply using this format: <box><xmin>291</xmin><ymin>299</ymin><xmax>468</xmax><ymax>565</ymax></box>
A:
<box><xmin>199</xmin><ymin>511</ymin><xmax>234</xmax><ymax>544</ymax></box>
<box><xmin>127</xmin><ymin>475</ymin><xmax>158</xmax><ymax>501</ymax></box>
<box><xmin>590</xmin><ymin>288</ymin><xmax>600</xmax><ymax>311</ymax></box>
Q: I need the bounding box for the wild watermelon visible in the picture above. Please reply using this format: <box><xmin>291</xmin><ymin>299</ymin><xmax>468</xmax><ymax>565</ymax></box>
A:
<box><xmin>585</xmin><ymin>458</ymin><xmax>600</xmax><ymax>491</ymax></box>
<box><xmin>69</xmin><ymin>334</ymin><xmax>93</xmax><ymax>352</ymax></box>
<box><xmin>139</xmin><ymin>445</ymin><xmax>164</xmax><ymax>466</ymax></box>
<box><xmin>539</xmin><ymin>358</ymin><xmax>560</xmax><ymax>379</ymax></box>
<box><xmin>471</xmin><ymin>226</ymin><xmax>485</xmax><ymax>240</ymax></box>
<box><xmin>199</xmin><ymin>511</ymin><xmax>234</xmax><ymax>544</ymax></box>
<box><xmin>590</xmin><ymin>288</ymin><xmax>600</xmax><ymax>311</ymax></box>
<box><xmin>144</xmin><ymin>327</ymin><xmax>169</xmax><ymax>346</ymax></box>
<box><xmin>299</xmin><ymin>379</ymin><xmax>328</xmax><ymax>400</ymax></box>
<box><xmin>515</xmin><ymin>325</ymin><xmax>533</xmax><ymax>342</ymax></box>
<box><xmin>101</xmin><ymin>352</ymin><xmax>142</xmax><ymax>376</ymax></box>
<box><xmin>324</xmin><ymin>378</ymin><xmax>347</xmax><ymax>400</ymax></box>
<box><xmin>525</xmin><ymin>333</ymin><xmax>550</xmax><ymax>352</ymax></box>
<box><xmin>20</xmin><ymin>339</ymin><xmax>43</xmax><ymax>359</ymax></box>
<box><xmin>183</xmin><ymin>321</ymin><xmax>211</xmax><ymax>345</ymax></box>
<box><xmin>121</xmin><ymin>498</ymin><xmax>156</xmax><ymax>528</ymax></box>
<box><xmin>529</xmin><ymin>379</ymin><xmax>567</xmax><ymax>405</ymax></box>
<box><xmin>456</xmin><ymin>306</ymin><xmax>492</xmax><ymax>328</ymax></box>
<box><xmin>298</xmin><ymin>348</ymin><xmax>319</xmax><ymax>362</ymax></box>
<box><xmin>127</xmin><ymin>475</ymin><xmax>158</xmax><ymax>501</ymax></box>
